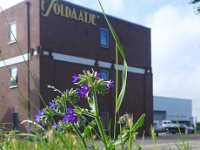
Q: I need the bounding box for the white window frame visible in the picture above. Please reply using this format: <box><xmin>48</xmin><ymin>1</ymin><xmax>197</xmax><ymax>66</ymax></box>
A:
<box><xmin>9</xmin><ymin>67</ymin><xmax>18</xmax><ymax>88</ymax></box>
<box><xmin>8</xmin><ymin>21</ymin><xmax>17</xmax><ymax>44</ymax></box>
<box><xmin>100</xmin><ymin>28</ymin><xmax>109</xmax><ymax>48</ymax></box>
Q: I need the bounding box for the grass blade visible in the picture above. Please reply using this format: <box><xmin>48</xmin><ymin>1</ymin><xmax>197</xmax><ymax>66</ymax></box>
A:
<box><xmin>97</xmin><ymin>0</ymin><xmax>128</xmax><ymax>113</ymax></box>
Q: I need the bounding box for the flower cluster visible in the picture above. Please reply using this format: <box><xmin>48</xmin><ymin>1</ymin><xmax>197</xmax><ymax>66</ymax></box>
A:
<box><xmin>72</xmin><ymin>73</ymin><xmax>79</xmax><ymax>83</ymax></box>
<box><xmin>95</xmin><ymin>72</ymin><xmax>102</xmax><ymax>78</ymax></box>
<box><xmin>35</xmin><ymin>70</ymin><xmax>114</xmax><ymax>129</ymax></box>
<box><xmin>76</xmin><ymin>84</ymin><xmax>89</xmax><ymax>99</ymax></box>
<box><xmin>49</xmin><ymin>101</ymin><xmax>55</xmax><ymax>109</ymax></box>
<box><xmin>107</xmin><ymin>81</ymin><xmax>114</xmax><ymax>89</ymax></box>
<box><xmin>32</xmin><ymin>70</ymin><xmax>119</xmax><ymax>150</ymax></box>
<box><xmin>35</xmin><ymin>109</ymin><xmax>44</xmax><ymax>123</ymax></box>
<box><xmin>63</xmin><ymin>108</ymin><xmax>77</xmax><ymax>124</ymax></box>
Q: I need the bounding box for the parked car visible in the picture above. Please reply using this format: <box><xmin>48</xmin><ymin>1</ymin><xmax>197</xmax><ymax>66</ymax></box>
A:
<box><xmin>179</xmin><ymin>124</ymin><xmax>195</xmax><ymax>134</ymax></box>
<box><xmin>179</xmin><ymin>124</ymin><xmax>188</xmax><ymax>134</ymax></box>
<box><xmin>153</xmin><ymin>120</ymin><xmax>178</xmax><ymax>135</ymax></box>
<box><xmin>188</xmin><ymin>125</ymin><xmax>195</xmax><ymax>133</ymax></box>
<box><xmin>160</xmin><ymin>120</ymin><xmax>178</xmax><ymax>134</ymax></box>
<box><xmin>153</xmin><ymin>120</ymin><xmax>164</xmax><ymax>136</ymax></box>
<box><xmin>154</xmin><ymin>120</ymin><xmax>195</xmax><ymax>135</ymax></box>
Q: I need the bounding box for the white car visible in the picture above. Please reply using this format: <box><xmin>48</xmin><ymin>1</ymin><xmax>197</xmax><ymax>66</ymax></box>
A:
<box><xmin>153</xmin><ymin>120</ymin><xmax>164</xmax><ymax>136</ymax></box>
<box><xmin>161</xmin><ymin>120</ymin><xmax>179</xmax><ymax>134</ymax></box>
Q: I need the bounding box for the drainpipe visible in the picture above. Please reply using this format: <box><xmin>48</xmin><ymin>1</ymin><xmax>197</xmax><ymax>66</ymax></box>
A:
<box><xmin>25</xmin><ymin>0</ymin><xmax>31</xmax><ymax>125</ymax></box>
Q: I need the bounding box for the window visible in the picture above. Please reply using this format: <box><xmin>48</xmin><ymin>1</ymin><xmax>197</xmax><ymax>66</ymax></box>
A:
<box><xmin>10</xmin><ymin>67</ymin><xmax>18</xmax><ymax>88</ymax></box>
<box><xmin>100</xmin><ymin>28</ymin><xmax>109</xmax><ymax>48</ymax></box>
<box><xmin>9</xmin><ymin>22</ymin><xmax>17</xmax><ymax>43</ymax></box>
<box><xmin>100</xmin><ymin>70</ymin><xmax>109</xmax><ymax>80</ymax></box>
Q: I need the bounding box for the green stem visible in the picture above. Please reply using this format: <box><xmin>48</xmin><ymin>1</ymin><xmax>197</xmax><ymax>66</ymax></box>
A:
<box><xmin>72</xmin><ymin>125</ymin><xmax>88</xmax><ymax>149</ymax></box>
<box><xmin>93</xmin><ymin>91</ymin><xmax>109</xmax><ymax>149</ymax></box>
<box><xmin>114</xmin><ymin>44</ymin><xmax>119</xmax><ymax>140</ymax></box>
<box><xmin>177</xmin><ymin>123</ymin><xmax>187</xmax><ymax>150</ymax></box>
<box><xmin>93</xmin><ymin>91</ymin><xmax>99</xmax><ymax>115</ymax></box>
<box><xmin>128</xmin><ymin>132</ymin><xmax>133</xmax><ymax>150</ymax></box>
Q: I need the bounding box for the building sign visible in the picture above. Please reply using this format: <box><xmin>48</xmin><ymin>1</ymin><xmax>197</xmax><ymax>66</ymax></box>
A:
<box><xmin>41</xmin><ymin>0</ymin><xmax>99</xmax><ymax>25</ymax></box>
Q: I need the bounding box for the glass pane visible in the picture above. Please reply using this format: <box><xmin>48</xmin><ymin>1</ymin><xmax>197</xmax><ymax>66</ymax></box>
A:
<box><xmin>100</xmin><ymin>70</ymin><xmax>109</xmax><ymax>80</ymax></box>
<box><xmin>100</xmin><ymin>29</ymin><xmax>108</xmax><ymax>47</ymax></box>
<box><xmin>10</xmin><ymin>23</ymin><xmax>16</xmax><ymax>42</ymax></box>
<box><xmin>11</xmin><ymin>68</ymin><xmax>17</xmax><ymax>81</ymax></box>
<box><xmin>10</xmin><ymin>67</ymin><xmax>18</xmax><ymax>87</ymax></box>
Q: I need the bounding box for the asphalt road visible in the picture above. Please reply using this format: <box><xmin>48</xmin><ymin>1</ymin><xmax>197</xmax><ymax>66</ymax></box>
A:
<box><xmin>134</xmin><ymin>133</ymin><xmax>200</xmax><ymax>150</ymax></box>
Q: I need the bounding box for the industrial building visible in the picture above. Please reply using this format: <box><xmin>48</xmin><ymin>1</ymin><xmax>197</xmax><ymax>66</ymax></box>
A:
<box><xmin>153</xmin><ymin>96</ymin><xmax>193</xmax><ymax>125</ymax></box>
<box><xmin>0</xmin><ymin>0</ymin><xmax>152</xmax><ymax>134</ymax></box>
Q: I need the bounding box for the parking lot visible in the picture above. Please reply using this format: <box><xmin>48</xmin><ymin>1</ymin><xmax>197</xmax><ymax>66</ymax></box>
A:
<box><xmin>135</xmin><ymin>133</ymin><xmax>200</xmax><ymax>150</ymax></box>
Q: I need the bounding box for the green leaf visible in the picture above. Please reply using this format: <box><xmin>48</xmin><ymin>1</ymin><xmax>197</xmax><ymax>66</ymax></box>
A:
<box><xmin>116</xmin><ymin>61</ymin><xmax>128</xmax><ymax>112</ymax></box>
<box><xmin>98</xmin><ymin>0</ymin><xmax>126</xmax><ymax>61</ymax></box>
<box><xmin>111</xmin><ymin>114</ymin><xmax>145</xmax><ymax>146</ymax></box>
<box><xmin>55</xmin><ymin>131</ymin><xmax>67</xmax><ymax>146</ymax></box>
<box><xmin>137</xmin><ymin>145</ymin><xmax>142</xmax><ymax>150</ymax></box>
<box><xmin>98</xmin><ymin>0</ymin><xmax>128</xmax><ymax>113</ymax></box>
<box><xmin>131</xmin><ymin>114</ymin><xmax>145</xmax><ymax>133</ymax></box>
<box><xmin>83</xmin><ymin>120</ymin><xmax>96</xmax><ymax>137</ymax></box>
<box><xmin>111</xmin><ymin>131</ymin><xmax>129</xmax><ymax>146</ymax></box>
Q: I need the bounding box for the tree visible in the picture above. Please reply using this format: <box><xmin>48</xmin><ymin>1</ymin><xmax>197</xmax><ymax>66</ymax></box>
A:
<box><xmin>191</xmin><ymin>0</ymin><xmax>200</xmax><ymax>3</ymax></box>
<box><xmin>191</xmin><ymin>0</ymin><xmax>200</xmax><ymax>13</ymax></box>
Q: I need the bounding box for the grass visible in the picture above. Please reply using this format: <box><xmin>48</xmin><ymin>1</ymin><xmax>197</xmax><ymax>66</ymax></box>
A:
<box><xmin>1</xmin><ymin>127</ymin><xmax>198</xmax><ymax>150</ymax></box>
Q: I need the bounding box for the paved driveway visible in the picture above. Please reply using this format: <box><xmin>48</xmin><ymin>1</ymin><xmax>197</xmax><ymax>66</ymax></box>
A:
<box><xmin>135</xmin><ymin>133</ymin><xmax>200</xmax><ymax>150</ymax></box>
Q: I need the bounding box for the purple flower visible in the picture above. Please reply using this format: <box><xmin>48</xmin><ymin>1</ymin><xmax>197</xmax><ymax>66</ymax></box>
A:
<box><xmin>107</xmin><ymin>81</ymin><xmax>114</xmax><ymax>89</ymax></box>
<box><xmin>63</xmin><ymin>108</ymin><xmax>77</xmax><ymax>124</ymax></box>
<box><xmin>63</xmin><ymin>114</ymin><xmax>77</xmax><ymax>124</ymax></box>
<box><xmin>76</xmin><ymin>84</ymin><xmax>89</xmax><ymax>99</ymax></box>
<box><xmin>67</xmin><ymin>108</ymin><xmax>73</xmax><ymax>115</ymax></box>
<box><xmin>35</xmin><ymin>109</ymin><xmax>44</xmax><ymax>123</ymax></box>
<box><xmin>96</xmin><ymin>72</ymin><xmax>102</xmax><ymax>78</ymax></box>
<box><xmin>72</xmin><ymin>74</ymin><xmax>79</xmax><ymax>83</ymax></box>
<box><xmin>53</xmin><ymin>122</ymin><xmax>58</xmax><ymax>129</ymax></box>
<box><xmin>49</xmin><ymin>102</ymin><xmax>55</xmax><ymax>109</ymax></box>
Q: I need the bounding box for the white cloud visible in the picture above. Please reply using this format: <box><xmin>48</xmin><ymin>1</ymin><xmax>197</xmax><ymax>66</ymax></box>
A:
<box><xmin>147</xmin><ymin>4</ymin><xmax>200</xmax><ymax>119</ymax></box>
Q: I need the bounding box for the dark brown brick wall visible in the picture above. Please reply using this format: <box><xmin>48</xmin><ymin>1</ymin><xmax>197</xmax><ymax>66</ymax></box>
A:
<box><xmin>40</xmin><ymin>1</ymin><xmax>151</xmax><ymax>68</ymax></box>
<box><xmin>39</xmin><ymin>0</ymin><xmax>152</xmax><ymax>135</ymax></box>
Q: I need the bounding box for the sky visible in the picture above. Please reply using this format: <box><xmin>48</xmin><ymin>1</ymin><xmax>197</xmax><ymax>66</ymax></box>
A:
<box><xmin>1</xmin><ymin>0</ymin><xmax>200</xmax><ymax>120</ymax></box>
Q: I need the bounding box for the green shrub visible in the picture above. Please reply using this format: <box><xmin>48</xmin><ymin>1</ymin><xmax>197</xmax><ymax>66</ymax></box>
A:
<box><xmin>196</xmin><ymin>122</ymin><xmax>200</xmax><ymax>131</ymax></box>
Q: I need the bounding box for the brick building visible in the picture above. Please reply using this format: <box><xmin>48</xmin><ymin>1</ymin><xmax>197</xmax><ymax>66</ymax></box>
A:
<box><xmin>0</xmin><ymin>0</ymin><xmax>152</xmax><ymax>134</ymax></box>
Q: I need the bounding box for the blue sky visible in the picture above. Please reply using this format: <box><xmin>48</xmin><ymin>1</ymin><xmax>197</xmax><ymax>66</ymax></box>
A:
<box><xmin>1</xmin><ymin>0</ymin><xmax>200</xmax><ymax>121</ymax></box>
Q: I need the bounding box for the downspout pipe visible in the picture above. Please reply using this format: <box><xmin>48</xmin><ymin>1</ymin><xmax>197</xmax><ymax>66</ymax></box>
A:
<box><xmin>25</xmin><ymin>0</ymin><xmax>31</xmax><ymax>126</ymax></box>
